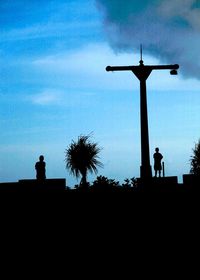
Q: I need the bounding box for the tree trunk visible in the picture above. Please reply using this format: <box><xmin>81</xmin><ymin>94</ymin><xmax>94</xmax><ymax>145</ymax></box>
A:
<box><xmin>80</xmin><ymin>170</ymin><xmax>88</xmax><ymax>189</ymax></box>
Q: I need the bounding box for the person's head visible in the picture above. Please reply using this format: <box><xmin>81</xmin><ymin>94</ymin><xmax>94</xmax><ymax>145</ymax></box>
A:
<box><xmin>155</xmin><ymin>147</ymin><xmax>159</xmax><ymax>152</ymax></box>
<box><xmin>39</xmin><ymin>155</ymin><xmax>44</xmax><ymax>162</ymax></box>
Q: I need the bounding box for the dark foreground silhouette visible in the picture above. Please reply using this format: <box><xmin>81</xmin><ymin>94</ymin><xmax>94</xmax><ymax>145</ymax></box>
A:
<box><xmin>0</xmin><ymin>174</ymin><xmax>199</xmax><ymax>192</ymax></box>
<box><xmin>35</xmin><ymin>155</ymin><xmax>46</xmax><ymax>181</ymax></box>
<box><xmin>153</xmin><ymin>148</ymin><xmax>163</xmax><ymax>178</ymax></box>
<box><xmin>106</xmin><ymin>53</ymin><xmax>179</xmax><ymax>180</ymax></box>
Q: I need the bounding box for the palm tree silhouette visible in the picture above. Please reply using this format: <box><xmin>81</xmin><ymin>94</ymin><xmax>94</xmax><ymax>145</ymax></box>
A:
<box><xmin>65</xmin><ymin>135</ymin><xmax>103</xmax><ymax>188</ymax></box>
<box><xmin>190</xmin><ymin>139</ymin><xmax>200</xmax><ymax>175</ymax></box>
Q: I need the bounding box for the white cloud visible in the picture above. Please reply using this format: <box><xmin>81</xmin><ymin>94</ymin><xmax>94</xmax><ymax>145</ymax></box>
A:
<box><xmin>24</xmin><ymin>88</ymin><xmax>99</xmax><ymax>108</ymax></box>
<box><xmin>30</xmin><ymin>90</ymin><xmax>63</xmax><ymax>105</ymax></box>
<box><xmin>32</xmin><ymin>43</ymin><xmax>200</xmax><ymax>91</ymax></box>
<box><xmin>32</xmin><ymin>43</ymin><xmax>137</xmax><ymax>90</ymax></box>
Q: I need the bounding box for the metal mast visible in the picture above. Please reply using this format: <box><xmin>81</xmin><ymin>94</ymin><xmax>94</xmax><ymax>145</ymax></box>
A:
<box><xmin>106</xmin><ymin>48</ymin><xmax>179</xmax><ymax>182</ymax></box>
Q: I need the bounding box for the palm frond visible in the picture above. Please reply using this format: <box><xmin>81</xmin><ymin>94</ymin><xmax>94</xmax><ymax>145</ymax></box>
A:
<box><xmin>190</xmin><ymin>139</ymin><xmax>200</xmax><ymax>175</ymax></box>
<box><xmin>65</xmin><ymin>135</ymin><xmax>103</xmax><ymax>180</ymax></box>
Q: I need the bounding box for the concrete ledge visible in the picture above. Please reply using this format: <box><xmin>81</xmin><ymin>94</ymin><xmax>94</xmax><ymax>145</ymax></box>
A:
<box><xmin>152</xmin><ymin>176</ymin><xmax>178</xmax><ymax>185</ymax></box>
<box><xmin>151</xmin><ymin>177</ymin><xmax>179</xmax><ymax>191</ymax></box>
<box><xmin>0</xmin><ymin>182</ymin><xmax>19</xmax><ymax>191</ymax></box>
<box><xmin>137</xmin><ymin>176</ymin><xmax>178</xmax><ymax>191</ymax></box>
<box><xmin>183</xmin><ymin>174</ymin><xmax>200</xmax><ymax>187</ymax></box>
<box><xmin>18</xmin><ymin>179</ymin><xmax>66</xmax><ymax>190</ymax></box>
<box><xmin>0</xmin><ymin>179</ymin><xmax>66</xmax><ymax>191</ymax></box>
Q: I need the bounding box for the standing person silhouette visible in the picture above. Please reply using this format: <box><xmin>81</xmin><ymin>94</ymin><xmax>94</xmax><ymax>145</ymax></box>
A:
<box><xmin>153</xmin><ymin>148</ymin><xmax>163</xmax><ymax>177</ymax></box>
<box><xmin>35</xmin><ymin>155</ymin><xmax>46</xmax><ymax>180</ymax></box>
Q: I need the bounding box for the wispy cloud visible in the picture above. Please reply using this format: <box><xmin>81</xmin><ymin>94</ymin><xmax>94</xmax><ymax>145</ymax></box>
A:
<box><xmin>32</xmin><ymin>43</ymin><xmax>200</xmax><ymax>91</ymax></box>
<box><xmin>25</xmin><ymin>88</ymin><xmax>98</xmax><ymax>108</ymax></box>
<box><xmin>0</xmin><ymin>21</ymin><xmax>100</xmax><ymax>42</ymax></box>
<box><xmin>29</xmin><ymin>89</ymin><xmax>63</xmax><ymax>105</ymax></box>
<box><xmin>0</xmin><ymin>0</ymin><xmax>101</xmax><ymax>43</ymax></box>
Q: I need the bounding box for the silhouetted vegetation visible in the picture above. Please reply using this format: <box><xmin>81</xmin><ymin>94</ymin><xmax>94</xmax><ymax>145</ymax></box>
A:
<box><xmin>91</xmin><ymin>175</ymin><xmax>120</xmax><ymax>191</ymax></box>
<box><xmin>1</xmin><ymin>134</ymin><xmax>200</xmax><ymax>192</ymax></box>
<box><xmin>121</xmin><ymin>178</ymin><xmax>138</xmax><ymax>188</ymax></box>
<box><xmin>65</xmin><ymin>135</ymin><xmax>103</xmax><ymax>188</ymax></box>
<box><xmin>190</xmin><ymin>140</ymin><xmax>200</xmax><ymax>175</ymax></box>
<box><xmin>70</xmin><ymin>176</ymin><xmax>138</xmax><ymax>191</ymax></box>
<box><xmin>1</xmin><ymin>175</ymin><xmax>200</xmax><ymax>191</ymax></box>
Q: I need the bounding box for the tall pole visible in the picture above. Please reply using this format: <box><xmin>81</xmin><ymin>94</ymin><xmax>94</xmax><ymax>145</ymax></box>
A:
<box><xmin>106</xmin><ymin>54</ymin><xmax>179</xmax><ymax>182</ymax></box>
<box><xmin>140</xmin><ymin>77</ymin><xmax>152</xmax><ymax>179</ymax></box>
<box><xmin>139</xmin><ymin>46</ymin><xmax>151</xmax><ymax>178</ymax></box>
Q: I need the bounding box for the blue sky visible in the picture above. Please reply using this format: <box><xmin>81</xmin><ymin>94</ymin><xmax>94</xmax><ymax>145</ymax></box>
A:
<box><xmin>1</xmin><ymin>0</ymin><xmax>200</xmax><ymax>186</ymax></box>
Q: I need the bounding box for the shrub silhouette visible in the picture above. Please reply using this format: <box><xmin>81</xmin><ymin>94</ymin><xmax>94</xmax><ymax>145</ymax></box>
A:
<box><xmin>65</xmin><ymin>135</ymin><xmax>103</xmax><ymax>188</ymax></box>
<box><xmin>122</xmin><ymin>178</ymin><xmax>138</xmax><ymax>188</ymax></box>
<box><xmin>190</xmin><ymin>139</ymin><xmax>200</xmax><ymax>176</ymax></box>
<box><xmin>92</xmin><ymin>175</ymin><xmax>120</xmax><ymax>190</ymax></box>
<box><xmin>91</xmin><ymin>176</ymin><xmax>138</xmax><ymax>191</ymax></box>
